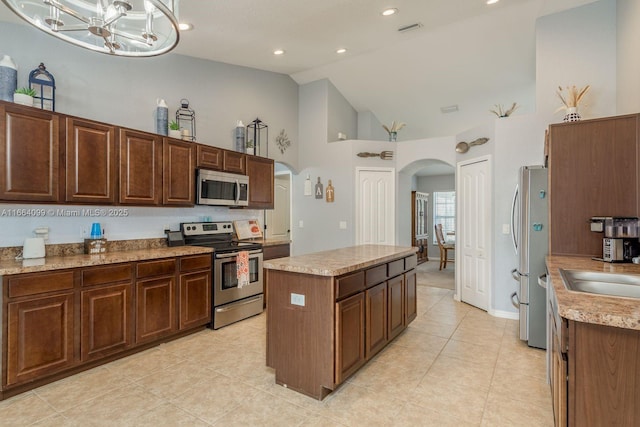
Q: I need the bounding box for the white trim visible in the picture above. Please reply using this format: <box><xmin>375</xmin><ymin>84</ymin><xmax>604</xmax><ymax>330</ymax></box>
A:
<box><xmin>489</xmin><ymin>308</ymin><xmax>519</xmax><ymax>320</ymax></box>
<box><xmin>455</xmin><ymin>154</ymin><xmax>492</xmax><ymax>312</ymax></box>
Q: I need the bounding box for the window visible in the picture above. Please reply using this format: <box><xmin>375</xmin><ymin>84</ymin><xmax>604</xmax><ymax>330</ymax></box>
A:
<box><xmin>433</xmin><ymin>191</ymin><xmax>455</xmax><ymax>244</ymax></box>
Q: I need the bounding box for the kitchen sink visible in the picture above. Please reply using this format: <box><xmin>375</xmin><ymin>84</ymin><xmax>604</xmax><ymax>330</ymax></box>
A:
<box><xmin>559</xmin><ymin>269</ymin><xmax>640</xmax><ymax>299</ymax></box>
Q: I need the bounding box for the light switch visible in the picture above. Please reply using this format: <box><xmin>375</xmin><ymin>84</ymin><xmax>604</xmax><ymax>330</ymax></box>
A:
<box><xmin>290</xmin><ymin>293</ymin><xmax>305</xmax><ymax>306</ymax></box>
<box><xmin>299</xmin><ymin>220</ymin><xmax>304</xmax><ymax>228</ymax></box>
<box><xmin>339</xmin><ymin>221</ymin><xmax>347</xmax><ymax>229</ymax></box>
<box><xmin>502</xmin><ymin>224</ymin><xmax>510</xmax><ymax>234</ymax></box>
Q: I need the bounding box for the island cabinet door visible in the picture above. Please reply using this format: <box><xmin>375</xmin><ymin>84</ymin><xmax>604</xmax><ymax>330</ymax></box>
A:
<box><xmin>365</xmin><ymin>282</ymin><xmax>388</xmax><ymax>359</ymax></box>
<box><xmin>404</xmin><ymin>270</ymin><xmax>417</xmax><ymax>325</ymax></box>
<box><xmin>387</xmin><ymin>275</ymin><xmax>406</xmax><ymax>341</ymax></box>
<box><xmin>335</xmin><ymin>292</ymin><xmax>365</xmax><ymax>384</ymax></box>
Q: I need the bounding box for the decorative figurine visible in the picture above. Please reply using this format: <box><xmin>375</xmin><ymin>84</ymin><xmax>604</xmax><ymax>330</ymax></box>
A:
<box><xmin>326</xmin><ymin>180</ymin><xmax>334</xmax><ymax>203</ymax></box>
<box><xmin>315</xmin><ymin>177</ymin><xmax>323</xmax><ymax>199</ymax></box>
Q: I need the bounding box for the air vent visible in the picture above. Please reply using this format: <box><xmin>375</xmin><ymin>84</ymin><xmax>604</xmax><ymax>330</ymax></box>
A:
<box><xmin>398</xmin><ymin>23</ymin><xmax>423</xmax><ymax>33</ymax></box>
<box><xmin>440</xmin><ymin>105</ymin><xmax>459</xmax><ymax>114</ymax></box>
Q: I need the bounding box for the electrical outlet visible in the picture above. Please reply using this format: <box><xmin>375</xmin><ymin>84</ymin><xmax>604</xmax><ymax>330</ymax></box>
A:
<box><xmin>81</xmin><ymin>227</ymin><xmax>87</xmax><ymax>238</ymax></box>
<box><xmin>339</xmin><ymin>221</ymin><xmax>347</xmax><ymax>229</ymax></box>
<box><xmin>502</xmin><ymin>224</ymin><xmax>510</xmax><ymax>234</ymax></box>
<box><xmin>290</xmin><ymin>293</ymin><xmax>305</xmax><ymax>306</ymax></box>
<box><xmin>299</xmin><ymin>220</ymin><xmax>304</xmax><ymax>228</ymax></box>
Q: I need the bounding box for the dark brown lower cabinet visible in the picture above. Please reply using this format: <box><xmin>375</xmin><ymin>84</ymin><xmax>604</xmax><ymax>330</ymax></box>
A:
<box><xmin>404</xmin><ymin>270</ymin><xmax>417</xmax><ymax>324</ymax></box>
<box><xmin>365</xmin><ymin>282</ymin><xmax>388</xmax><ymax>359</ymax></box>
<box><xmin>135</xmin><ymin>276</ymin><xmax>176</xmax><ymax>343</ymax></box>
<box><xmin>6</xmin><ymin>293</ymin><xmax>75</xmax><ymax>386</ymax></box>
<box><xmin>335</xmin><ymin>292</ymin><xmax>365</xmax><ymax>384</ymax></box>
<box><xmin>387</xmin><ymin>275</ymin><xmax>405</xmax><ymax>341</ymax></box>
<box><xmin>81</xmin><ymin>283</ymin><xmax>132</xmax><ymax>362</ymax></box>
<box><xmin>179</xmin><ymin>270</ymin><xmax>211</xmax><ymax>330</ymax></box>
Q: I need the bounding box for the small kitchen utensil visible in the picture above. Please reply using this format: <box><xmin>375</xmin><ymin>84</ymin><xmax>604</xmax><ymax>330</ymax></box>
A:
<box><xmin>455</xmin><ymin>137</ymin><xmax>489</xmax><ymax>153</ymax></box>
<box><xmin>357</xmin><ymin>151</ymin><xmax>394</xmax><ymax>160</ymax></box>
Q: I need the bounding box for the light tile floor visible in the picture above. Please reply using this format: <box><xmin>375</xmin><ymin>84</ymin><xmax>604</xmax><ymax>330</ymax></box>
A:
<box><xmin>0</xmin><ymin>276</ymin><xmax>553</xmax><ymax>426</ymax></box>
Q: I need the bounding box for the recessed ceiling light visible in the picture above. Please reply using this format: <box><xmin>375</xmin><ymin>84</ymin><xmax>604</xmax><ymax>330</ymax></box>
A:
<box><xmin>382</xmin><ymin>8</ymin><xmax>398</xmax><ymax>16</ymax></box>
<box><xmin>336</xmin><ymin>48</ymin><xmax>347</xmax><ymax>54</ymax></box>
<box><xmin>179</xmin><ymin>23</ymin><xmax>193</xmax><ymax>31</ymax></box>
<box><xmin>486</xmin><ymin>0</ymin><xmax>499</xmax><ymax>4</ymax></box>
<box><xmin>273</xmin><ymin>49</ymin><xmax>285</xmax><ymax>55</ymax></box>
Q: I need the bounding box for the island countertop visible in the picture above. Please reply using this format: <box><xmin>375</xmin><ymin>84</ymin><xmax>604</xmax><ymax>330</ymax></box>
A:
<box><xmin>0</xmin><ymin>246</ymin><xmax>213</xmax><ymax>276</ymax></box>
<box><xmin>546</xmin><ymin>255</ymin><xmax>640</xmax><ymax>330</ymax></box>
<box><xmin>263</xmin><ymin>244</ymin><xmax>417</xmax><ymax>277</ymax></box>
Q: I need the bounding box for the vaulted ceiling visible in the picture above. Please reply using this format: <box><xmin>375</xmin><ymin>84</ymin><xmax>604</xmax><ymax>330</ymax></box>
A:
<box><xmin>0</xmin><ymin>0</ymin><xmax>599</xmax><ymax>139</ymax></box>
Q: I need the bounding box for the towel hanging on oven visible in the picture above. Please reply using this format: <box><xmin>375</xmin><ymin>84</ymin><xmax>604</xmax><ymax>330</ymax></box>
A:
<box><xmin>236</xmin><ymin>250</ymin><xmax>250</xmax><ymax>288</ymax></box>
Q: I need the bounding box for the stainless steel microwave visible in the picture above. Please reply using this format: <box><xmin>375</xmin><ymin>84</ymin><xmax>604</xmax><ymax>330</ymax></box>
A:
<box><xmin>196</xmin><ymin>169</ymin><xmax>249</xmax><ymax>207</ymax></box>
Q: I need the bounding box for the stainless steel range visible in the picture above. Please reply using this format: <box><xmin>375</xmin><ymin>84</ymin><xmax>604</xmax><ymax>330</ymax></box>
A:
<box><xmin>181</xmin><ymin>221</ymin><xmax>263</xmax><ymax>329</ymax></box>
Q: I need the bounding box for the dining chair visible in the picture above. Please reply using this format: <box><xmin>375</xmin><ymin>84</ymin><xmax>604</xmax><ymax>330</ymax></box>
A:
<box><xmin>435</xmin><ymin>224</ymin><xmax>455</xmax><ymax>270</ymax></box>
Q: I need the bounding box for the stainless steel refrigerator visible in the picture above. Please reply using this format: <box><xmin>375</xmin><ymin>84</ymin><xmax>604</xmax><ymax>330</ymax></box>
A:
<box><xmin>510</xmin><ymin>165</ymin><xmax>548</xmax><ymax>349</ymax></box>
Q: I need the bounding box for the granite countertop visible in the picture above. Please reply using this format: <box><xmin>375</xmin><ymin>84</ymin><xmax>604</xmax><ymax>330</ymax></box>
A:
<box><xmin>546</xmin><ymin>256</ymin><xmax>640</xmax><ymax>330</ymax></box>
<box><xmin>0</xmin><ymin>246</ymin><xmax>213</xmax><ymax>276</ymax></box>
<box><xmin>263</xmin><ymin>244</ymin><xmax>417</xmax><ymax>277</ymax></box>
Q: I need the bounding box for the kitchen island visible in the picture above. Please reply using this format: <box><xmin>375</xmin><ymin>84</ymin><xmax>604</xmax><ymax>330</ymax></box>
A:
<box><xmin>264</xmin><ymin>245</ymin><xmax>417</xmax><ymax>400</ymax></box>
<box><xmin>546</xmin><ymin>256</ymin><xmax>640</xmax><ymax>426</ymax></box>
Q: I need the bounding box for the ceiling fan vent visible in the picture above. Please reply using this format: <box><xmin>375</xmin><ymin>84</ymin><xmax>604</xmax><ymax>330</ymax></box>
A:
<box><xmin>398</xmin><ymin>23</ymin><xmax>423</xmax><ymax>33</ymax></box>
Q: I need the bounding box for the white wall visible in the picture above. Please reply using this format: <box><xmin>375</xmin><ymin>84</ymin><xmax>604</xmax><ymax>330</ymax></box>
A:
<box><xmin>327</xmin><ymin>81</ymin><xmax>358</xmax><ymax>143</ymax></box>
<box><xmin>616</xmin><ymin>0</ymin><xmax>640</xmax><ymax>114</ymax></box>
<box><xmin>535</xmin><ymin>0</ymin><xmax>617</xmax><ymax>119</ymax></box>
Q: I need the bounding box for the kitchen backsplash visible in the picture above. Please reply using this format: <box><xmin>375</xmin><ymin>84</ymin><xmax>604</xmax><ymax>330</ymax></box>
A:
<box><xmin>0</xmin><ymin>204</ymin><xmax>264</xmax><ymax>248</ymax></box>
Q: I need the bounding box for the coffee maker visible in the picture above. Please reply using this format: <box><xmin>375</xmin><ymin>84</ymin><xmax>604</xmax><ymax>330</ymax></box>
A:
<box><xmin>591</xmin><ymin>217</ymin><xmax>640</xmax><ymax>262</ymax></box>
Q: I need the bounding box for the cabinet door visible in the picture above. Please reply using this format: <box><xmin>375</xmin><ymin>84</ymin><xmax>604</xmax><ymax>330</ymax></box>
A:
<box><xmin>548</xmin><ymin>116</ymin><xmax>638</xmax><ymax>256</ymax></box>
<box><xmin>119</xmin><ymin>128</ymin><xmax>162</xmax><ymax>205</ymax></box>
<box><xmin>6</xmin><ymin>293</ymin><xmax>75</xmax><ymax>386</ymax></box>
<box><xmin>135</xmin><ymin>276</ymin><xmax>175</xmax><ymax>343</ymax></box>
<box><xmin>0</xmin><ymin>103</ymin><xmax>61</xmax><ymax>202</ymax></box>
<box><xmin>365</xmin><ymin>282</ymin><xmax>387</xmax><ymax>359</ymax></box>
<box><xmin>246</xmin><ymin>156</ymin><xmax>274</xmax><ymax>209</ymax></box>
<box><xmin>223</xmin><ymin>150</ymin><xmax>246</xmax><ymax>174</ymax></box>
<box><xmin>163</xmin><ymin>138</ymin><xmax>194</xmax><ymax>206</ymax></box>
<box><xmin>179</xmin><ymin>270</ymin><xmax>211</xmax><ymax>330</ymax></box>
<box><xmin>335</xmin><ymin>292</ymin><xmax>365</xmax><ymax>384</ymax></box>
<box><xmin>66</xmin><ymin>117</ymin><xmax>116</xmax><ymax>203</ymax></box>
<box><xmin>404</xmin><ymin>270</ymin><xmax>417</xmax><ymax>325</ymax></box>
<box><xmin>81</xmin><ymin>283</ymin><xmax>132</xmax><ymax>361</ymax></box>
<box><xmin>387</xmin><ymin>275</ymin><xmax>405</xmax><ymax>341</ymax></box>
<box><xmin>196</xmin><ymin>144</ymin><xmax>222</xmax><ymax>170</ymax></box>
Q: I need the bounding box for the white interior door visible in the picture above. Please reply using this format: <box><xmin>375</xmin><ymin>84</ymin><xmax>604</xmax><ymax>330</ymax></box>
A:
<box><xmin>265</xmin><ymin>173</ymin><xmax>291</xmax><ymax>240</ymax></box>
<box><xmin>355</xmin><ymin>167</ymin><xmax>395</xmax><ymax>245</ymax></box>
<box><xmin>457</xmin><ymin>156</ymin><xmax>492</xmax><ymax>311</ymax></box>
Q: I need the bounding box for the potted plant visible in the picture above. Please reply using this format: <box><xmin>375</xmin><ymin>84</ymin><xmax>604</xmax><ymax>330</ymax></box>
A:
<box><xmin>168</xmin><ymin>120</ymin><xmax>181</xmax><ymax>138</ymax></box>
<box><xmin>14</xmin><ymin>87</ymin><xmax>36</xmax><ymax>107</ymax></box>
<box><xmin>382</xmin><ymin>121</ymin><xmax>406</xmax><ymax>142</ymax></box>
<box><xmin>246</xmin><ymin>139</ymin><xmax>255</xmax><ymax>154</ymax></box>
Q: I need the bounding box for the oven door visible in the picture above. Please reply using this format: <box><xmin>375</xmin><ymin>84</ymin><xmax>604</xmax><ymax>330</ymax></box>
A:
<box><xmin>214</xmin><ymin>251</ymin><xmax>263</xmax><ymax>306</ymax></box>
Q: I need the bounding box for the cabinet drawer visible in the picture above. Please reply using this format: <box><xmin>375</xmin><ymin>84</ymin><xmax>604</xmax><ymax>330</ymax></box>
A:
<box><xmin>404</xmin><ymin>255</ymin><xmax>417</xmax><ymax>270</ymax></box>
<box><xmin>180</xmin><ymin>255</ymin><xmax>211</xmax><ymax>272</ymax></box>
<box><xmin>8</xmin><ymin>271</ymin><xmax>75</xmax><ymax>298</ymax></box>
<box><xmin>336</xmin><ymin>271</ymin><xmax>365</xmax><ymax>300</ymax></box>
<box><xmin>82</xmin><ymin>264</ymin><xmax>132</xmax><ymax>286</ymax></box>
<box><xmin>388</xmin><ymin>259</ymin><xmax>405</xmax><ymax>278</ymax></box>
<box><xmin>137</xmin><ymin>259</ymin><xmax>176</xmax><ymax>278</ymax></box>
<box><xmin>365</xmin><ymin>264</ymin><xmax>387</xmax><ymax>287</ymax></box>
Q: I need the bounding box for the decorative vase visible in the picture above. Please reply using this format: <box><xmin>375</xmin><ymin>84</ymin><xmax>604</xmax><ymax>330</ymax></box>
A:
<box><xmin>563</xmin><ymin>107</ymin><xmax>581</xmax><ymax>122</ymax></box>
<box><xmin>155</xmin><ymin>99</ymin><xmax>168</xmax><ymax>136</ymax></box>
<box><xmin>389</xmin><ymin>131</ymin><xmax>397</xmax><ymax>142</ymax></box>
<box><xmin>0</xmin><ymin>55</ymin><xmax>17</xmax><ymax>102</ymax></box>
<box><xmin>13</xmin><ymin>93</ymin><xmax>33</xmax><ymax>107</ymax></box>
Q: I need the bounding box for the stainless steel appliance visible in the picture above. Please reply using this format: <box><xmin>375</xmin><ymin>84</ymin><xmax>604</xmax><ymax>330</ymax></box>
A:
<box><xmin>196</xmin><ymin>169</ymin><xmax>249</xmax><ymax>207</ymax></box>
<box><xmin>591</xmin><ymin>217</ymin><xmax>640</xmax><ymax>262</ymax></box>
<box><xmin>181</xmin><ymin>221</ymin><xmax>263</xmax><ymax>329</ymax></box>
<box><xmin>510</xmin><ymin>165</ymin><xmax>548</xmax><ymax>349</ymax></box>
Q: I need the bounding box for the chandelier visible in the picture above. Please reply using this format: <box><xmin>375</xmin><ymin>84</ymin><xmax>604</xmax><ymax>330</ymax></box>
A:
<box><xmin>1</xmin><ymin>0</ymin><xmax>180</xmax><ymax>57</ymax></box>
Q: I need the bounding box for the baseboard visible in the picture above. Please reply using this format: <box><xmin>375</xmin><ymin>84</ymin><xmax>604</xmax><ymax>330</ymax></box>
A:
<box><xmin>489</xmin><ymin>308</ymin><xmax>519</xmax><ymax>320</ymax></box>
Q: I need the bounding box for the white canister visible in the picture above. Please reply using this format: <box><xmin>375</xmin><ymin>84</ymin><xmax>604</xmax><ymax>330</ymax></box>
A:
<box><xmin>156</xmin><ymin>98</ymin><xmax>168</xmax><ymax>136</ymax></box>
<box><xmin>0</xmin><ymin>55</ymin><xmax>17</xmax><ymax>103</ymax></box>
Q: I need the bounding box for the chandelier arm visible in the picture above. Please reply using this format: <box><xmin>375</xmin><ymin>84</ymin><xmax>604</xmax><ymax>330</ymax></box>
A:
<box><xmin>111</xmin><ymin>29</ymin><xmax>150</xmax><ymax>44</ymax></box>
<box><xmin>44</xmin><ymin>0</ymin><xmax>91</xmax><ymax>25</ymax></box>
<box><xmin>103</xmin><ymin>11</ymin><xmax>126</xmax><ymax>27</ymax></box>
<box><xmin>102</xmin><ymin>36</ymin><xmax>116</xmax><ymax>54</ymax></box>
<box><xmin>56</xmin><ymin>26</ymin><xmax>94</xmax><ymax>32</ymax></box>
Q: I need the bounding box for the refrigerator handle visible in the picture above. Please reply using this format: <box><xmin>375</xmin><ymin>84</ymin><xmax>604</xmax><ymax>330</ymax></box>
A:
<box><xmin>538</xmin><ymin>274</ymin><xmax>547</xmax><ymax>289</ymax></box>
<box><xmin>511</xmin><ymin>268</ymin><xmax>520</xmax><ymax>282</ymax></box>
<box><xmin>510</xmin><ymin>291</ymin><xmax>520</xmax><ymax>308</ymax></box>
<box><xmin>510</xmin><ymin>184</ymin><xmax>519</xmax><ymax>254</ymax></box>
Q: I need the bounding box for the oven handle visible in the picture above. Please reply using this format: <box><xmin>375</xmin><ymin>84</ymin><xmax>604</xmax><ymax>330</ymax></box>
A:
<box><xmin>216</xmin><ymin>250</ymin><xmax>263</xmax><ymax>259</ymax></box>
<box><xmin>215</xmin><ymin>296</ymin><xmax>263</xmax><ymax>312</ymax></box>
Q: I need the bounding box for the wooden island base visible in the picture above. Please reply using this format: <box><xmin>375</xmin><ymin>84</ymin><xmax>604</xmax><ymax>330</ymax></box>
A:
<box><xmin>264</xmin><ymin>245</ymin><xmax>417</xmax><ymax>400</ymax></box>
